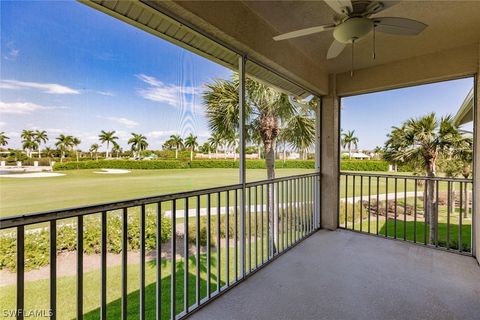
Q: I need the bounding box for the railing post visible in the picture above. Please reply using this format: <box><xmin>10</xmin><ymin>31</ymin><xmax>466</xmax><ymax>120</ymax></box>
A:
<box><xmin>238</xmin><ymin>54</ymin><xmax>247</xmax><ymax>278</ymax></box>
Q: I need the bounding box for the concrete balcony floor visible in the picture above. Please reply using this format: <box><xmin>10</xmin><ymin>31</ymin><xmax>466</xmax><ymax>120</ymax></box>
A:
<box><xmin>189</xmin><ymin>230</ymin><xmax>480</xmax><ymax>320</ymax></box>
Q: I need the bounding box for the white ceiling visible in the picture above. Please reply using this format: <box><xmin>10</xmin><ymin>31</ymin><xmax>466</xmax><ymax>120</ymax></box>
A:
<box><xmin>243</xmin><ymin>0</ymin><xmax>480</xmax><ymax>73</ymax></box>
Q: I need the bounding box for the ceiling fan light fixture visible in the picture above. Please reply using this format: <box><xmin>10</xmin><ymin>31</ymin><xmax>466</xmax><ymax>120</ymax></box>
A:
<box><xmin>333</xmin><ymin>17</ymin><xmax>373</xmax><ymax>43</ymax></box>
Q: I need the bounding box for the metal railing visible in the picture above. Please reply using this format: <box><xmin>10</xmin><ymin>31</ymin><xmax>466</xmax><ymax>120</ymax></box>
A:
<box><xmin>0</xmin><ymin>172</ymin><xmax>320</xmax><ymax>320</ymax></box>
<box><xmin>339</xmin><ymin>172</ymin><xmax>473</xmax><ymax>254</ymax></box>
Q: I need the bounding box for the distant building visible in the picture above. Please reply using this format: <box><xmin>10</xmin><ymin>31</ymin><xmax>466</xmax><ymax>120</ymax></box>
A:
<box><xmin>342</xmin><ymin>152</ymin><xmax>370</xmax><ymax>160</ymax></box>
<box><xmin>287</xmin><ymin>152</ymin><xmax>301</xmax><ymax>160</ymax></box>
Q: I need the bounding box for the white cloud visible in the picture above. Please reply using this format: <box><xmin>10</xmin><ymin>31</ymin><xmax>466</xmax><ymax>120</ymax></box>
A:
<box><xmin>4</xmin><ymin>48</ymin><xmax>20</xmax><ymax>61</ymax></box>
<box><xmin>84</xmin><ymin>89</ymin><xmax>114</xmax><ymax>96</ymax></box>
<box><xmin>0</xmin><ymin>79</ymin><xmax>80</xmax><ymax>94</ymax></box>
<box><xmin>97</xmin><ymin>116</ymin><xmax>139</xmax><ymax>129</ymax></box>
<box><xmin>95</xmin><ymin>90</ymin><xmax>115</xmax><ymax>96</ymax></box>
<box><xmin>136</xmin><ymin>74</ymin><xmax>202</xmax><ymax>107</ymax></box>
<box><xmin>6</xmin><ymin>131</ymin><xmax>20</xmax><ymax>138</ymax></box>
<box><xmin>0</xmin><ymin>101</ymin><xmax>67</xmax><ymax>115</ymax></box>
<box><xmin>146</xmin><ymin>130</ymin><xmax>179</xmax><ymax>139</ymax></box>
<box><xmin>45</xmin><ymin>128</ymin><xmax>65</xmax><ymax>134</ymax></box>
<box><xmin>3</xmin><ymin>42</ymin><xmax>20</xmax><ymax>61</ymax></box>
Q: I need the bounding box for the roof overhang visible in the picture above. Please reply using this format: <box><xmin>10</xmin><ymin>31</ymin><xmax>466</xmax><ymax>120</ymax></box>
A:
<box><xmin>80</xmin><ymin>0</ymin><xmax>321</xmax><ymax>98</ymax></box>
<box><xmin>454</xmin><ymin>87</ymin><xmax>474</xmax><ymax>126</ymax></box>
<box><xmin>80</xmin><ymin>0</ymin><xmax>480</xmax><ymax>98</ymax></box>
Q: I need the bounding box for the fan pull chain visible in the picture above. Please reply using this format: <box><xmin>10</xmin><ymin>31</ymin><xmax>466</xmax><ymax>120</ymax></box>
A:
<box><xmin>351</xmin><ymin>39</ymin><xmax>355</xmax><ymax>77</ymax></box>
<box><xmin>372</xmin><ymin>24</ymin><xmax>376</xmax><ymax>60</ymax></box>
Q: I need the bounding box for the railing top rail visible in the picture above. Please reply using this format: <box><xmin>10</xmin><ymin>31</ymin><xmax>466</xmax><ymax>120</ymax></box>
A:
<box><xmin>245</xmin><ymin>172</ymin><xmax>319</xmax><ymax>187</ymax></box>
<box><xmin>0</xmin><ymin>172</ymin><xmax>319</xmax><ymax>229</ymax></box>
<box><xmin>340</xmin><ymin>171</ymin><xmax>472</xmax><ymax>183</ymax></box>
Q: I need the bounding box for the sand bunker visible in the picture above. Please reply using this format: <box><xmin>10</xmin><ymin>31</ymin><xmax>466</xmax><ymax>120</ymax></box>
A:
<box><xmin>1</xmin><ymin>172</ymin><xmax>65</xmax><ymax>178</ymax></box>
<box><xmin>94</xmin><ymin>168</ymin><xmax>131</xmax><ymax>174</ymax></box>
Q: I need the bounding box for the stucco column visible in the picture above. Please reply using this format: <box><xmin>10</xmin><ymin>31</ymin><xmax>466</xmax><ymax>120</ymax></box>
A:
<box><xmin>474</xmin><ymin>42</ymin><xmax>480</xmax><ymax>263</ymax></box>
<box><xmin>321</xmin><ymin>74</ymin><xmax>340</xmax><ymax>230</ymax></box>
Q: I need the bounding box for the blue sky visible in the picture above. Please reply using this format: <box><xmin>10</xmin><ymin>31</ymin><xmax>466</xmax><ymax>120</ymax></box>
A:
<box><xmin>342</xmin><ymin>77</ymin><xmax>473</xmax><ymax>150</ymax></box>
<box><xmin>0</xmin><ymin>1</ymin><xmax>474</xmax><ymax>152</ymax></box>
<box><xmin>0</xmin><ymin>1</ymin><xmax>231</xmax><ymax>150</ymax></box>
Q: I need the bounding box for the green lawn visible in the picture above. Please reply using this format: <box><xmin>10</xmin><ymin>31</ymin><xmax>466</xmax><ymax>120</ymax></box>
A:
<box><xmin>346</xmin><ymin>218</ymin><xmax>472</xmax><ymax>251</ymax></box>
<box><xmin>0</xmin><ymin>238</ymin><xmax>294</xmax><ymax>320</ymax></box>
<box><xmin>0</xmin><ymin>253</ymin><xmax>221</xmax><ymax>320</ymax></box>
<box><xmin>340</xmin><ymin>195</ymin><xmax>472</xmax><ymax>252</ymax></box>
<box><xmin>0</xmin><ymin>168</ymin><xmax>313</xmax><ymax>217</ymax></box>
<box><xmin>339</xmin><ymin>172</ymin><xmax>470</xmax><ymax>198</ymax></box>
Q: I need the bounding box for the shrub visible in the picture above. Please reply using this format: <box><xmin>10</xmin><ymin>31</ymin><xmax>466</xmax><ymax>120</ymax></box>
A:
<box><xmin>397</xmin><ymin>163</ymin><xmax>415</xmax><ymax>172</ymax></box>
<box><xmin>186</xmin><ymin>210</ymin><xmax>305</xmax><ymax>247</ymax></box>
<box><xmin>341</xmin><ymin>160</ymin><xmax>389</xmax><ymax>172</ymax></box>
<box><xmin>275</xmin><ymin>160</ymin><xmax>314</xmax><ymax>169</ymax></box>
<box><xmin>21</xmin><ymin>159</ymin><xmax>52</xmax><ymax>166</ymax></box>
<box><xmin>53</xmin><ymin>159</ymin><xmax>318</xmax><ymax>171</ymax></box>
<box><xmin>0</xmin><ymin>209</ymin><xmax>172</xmax><ymax>271</ymax></box>
<box><xmin>190</xmin><ymin>160</ymin><xmax>239</xmax><ymax>169</ymax></box>
<box><xmin>53</xmin><ymin>159</ymin><xmax>188</xmax><ymax>171</ymax></box>
<box><xmin>187</xmin><ymin>214</ymin><xmax>235</xmax><ymax>247</ymax></box>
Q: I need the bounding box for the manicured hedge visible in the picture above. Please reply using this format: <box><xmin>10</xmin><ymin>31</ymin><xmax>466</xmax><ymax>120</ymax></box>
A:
<box><xmin>341</xmin><ymin>160</ymin><xmax>389</xmax><ymax>172</ymax></box>
<box><xmin>276</xmin><ymin>160</ymin><xmax>314</xmax><ymax>169</ymax></box>
<box><xmin>53</xmin><ymin>159</ymin><xmax>411</xmax><ymax>172</ymax></box>
<box><xmin>0</xmin><ymin>210</ymin><xmax>172</xmax><ymax>271</ymax></box>
<box><xmin>53</xmin><ymin>159</ymin><xmax>188</xmax><ymax>170</ymax></box>
<box><xmin>190</xmin><ymin>160</ymin><xmax>315</xmax><ymax>169</ymax></box>
<box><xmin>53</xmin><ymin>159</ymin><xmax>317</xmax><ymax>171</ymax></box>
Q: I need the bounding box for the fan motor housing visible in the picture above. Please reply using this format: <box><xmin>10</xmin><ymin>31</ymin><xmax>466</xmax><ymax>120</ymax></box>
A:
<box><xmin>333</xmin><ymin>17</ymin><xmax>373</xmax><ymax>43</ymax></box>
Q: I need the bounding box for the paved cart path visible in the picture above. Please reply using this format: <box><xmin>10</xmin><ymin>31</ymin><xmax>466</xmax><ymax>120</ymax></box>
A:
<box><xmin>341</xmin><ymin>191</ymin><xmax>424</xmax><ymax>204</ymax></box>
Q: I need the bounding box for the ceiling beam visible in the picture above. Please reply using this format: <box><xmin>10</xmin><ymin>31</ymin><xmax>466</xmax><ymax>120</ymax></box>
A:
<box><xmin>335</xmin><ymin>43</ymin><xmax>478</xmax><ymax>97</ymax></box>
<box><xmin>155</xmin><ymin>0</ymin><xmax>330</xmax><ymax>95</ymax></box>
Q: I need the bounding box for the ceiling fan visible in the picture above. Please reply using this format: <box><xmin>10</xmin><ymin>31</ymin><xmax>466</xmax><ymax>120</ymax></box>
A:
<box><xmin>273</xmin><ymin>0</ymin><xmax>427</xmax><ymax>70</ymax></box>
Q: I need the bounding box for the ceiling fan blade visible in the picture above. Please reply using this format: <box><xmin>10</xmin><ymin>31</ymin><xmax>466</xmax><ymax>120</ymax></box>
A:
<box><xmin>327</xmin><ymin>39</ymin><xmax>346</xmax><ymax>59</ymax></box>
<box><xmin>374</xmin><ymin>17</ymin><xmax>427</xmax><ymax>35</ymax></box>
<box><xmin>324</xmin><ymin>0</ymin><xmax>352</xmax><ymax>15</ymax></box>
<box><xmin>273</xmin><ymin>24</ymin><xmax>335</xmax><ymax>41</ymax></box>
<box><xmin>366</xmin><ymin>1</ymin><xmax>400</xmax><ymax>15</ymax></box>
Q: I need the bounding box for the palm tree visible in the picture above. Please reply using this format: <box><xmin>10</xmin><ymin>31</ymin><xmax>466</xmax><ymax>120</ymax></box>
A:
<box><xmin>204</xmin><ymin>75</ymin><xmax>315</xmax><ymax>253</ymax></box>
<box><xmin>71</xmin><ymin>137</ymin><xmax>81</xmax><ymax>162</ymax></box>
<box><xmin>250</xmin><ymin>130</ymin><xmax>263</xmax><ymax>160</ymax></box>
<box><xmin>112</xmin><ymin>142</ymin><xmax>122</xmax><ymax>159</ymax></box>
<box><xmin>341</xmin><ymin>130</ymin><xmax>359</xmax><ymax>159</ymax></box>
<box><xmin>22</xmin><ymin>140</ymin><xmax>37</xmax><ymax>158</ymax></box>
<box><xmin>89</xmin><ymin>143</ymin><xmax>100</xmax><ymax>160</ymax></box>
<box><xmin>128</xmin><ymin>133</ymin><xmax>148</xmax><ymax>158</ymax></box>
<box><xmin>281</xmin><ymin>113</ymin><xmax>315</xmax><ymax>160</ymax></box>
<box><xmin>384</xmin><ymin>113</ymin><xmax>463</xmax><ymax>244</ymax></box>
<box><xmin>43</xmin><ymin>147</ymin><xmax>54</xmax><ymax>165</ymax></box>
<box><xmin>184</xmin><ymin>133</ymin><xmax>198</xmax><ymax>161</ymax></box>
<box><xmin>98</xmin><ymin>130</ymin><xmax>118</xmax><ymax>159</ymax></box>
<box><xmin>43</xmin><ymin>147</ymin><xmax>54</xmax><ymax>158</ymax></box>
<box><xmin>34</xmin><ymin>130</ymin><xmax>48</xmax><ymax>159</ymax></box>
<box><xmin>454</xmin><ymin>135</ymin><xmax>473</xmax><ymax>218</ymax></box>
<box><xmin>208</xmin><ymin>132</ymin><xmax>222</xmax><ymax>159</ymax></box>
<box><xmin>226</xmin><ymin>132</ymin><xmax>239</xmax><ymax>160</ymax></box>
<box><xmin>0</xmin><ymin>132</ymin><xmax>9</xmax><ymax>147</ymax></box>
<box><xmin>204</xmin><ymin>75</ymin><xmax>314</xmax><ymax>178</ymax></box>
<box><xmin>169</xmin><ymin>134</ymin><xmax>184</xmax><ymax>159</ymax></box>
<box><xmin>55</xmin><ymin>134</ymin><xmax>74</xmax><ymax>162</ymax></box>
<box><xmin>21</xmin><ymin>129</ymin><xmax>36</xmax><ymax>157</ymax></box>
